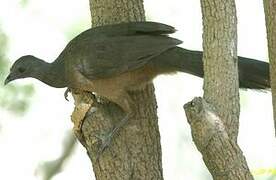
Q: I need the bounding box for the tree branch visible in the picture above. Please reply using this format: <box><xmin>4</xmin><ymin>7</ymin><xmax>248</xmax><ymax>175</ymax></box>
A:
<box><xmin>183</xmin><ymin>0</ymin><xmax>254</xmax><ymax>179</ymax></box>
<box><xmin>184</xmin><ymin>97</ymin><xmax>253</xmax><ymax>180</ymax></box>
<box><xmin>263</xmin><ymin>0</ymin><xmax>276</xmax><ymax>136</ymax></box>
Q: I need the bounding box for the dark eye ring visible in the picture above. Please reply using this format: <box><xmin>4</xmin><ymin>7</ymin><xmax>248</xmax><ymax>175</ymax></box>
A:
<box><xmin>18</xmin><ymin>67</ymin><xmax>25</xmax><ymax>73</ymax></box>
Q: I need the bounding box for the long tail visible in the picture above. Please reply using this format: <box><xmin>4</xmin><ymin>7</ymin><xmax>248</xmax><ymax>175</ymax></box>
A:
<box><xmin>156</xmin><ymin>47</ymin><xmax>270</xmax><ymax>89</ymax></box>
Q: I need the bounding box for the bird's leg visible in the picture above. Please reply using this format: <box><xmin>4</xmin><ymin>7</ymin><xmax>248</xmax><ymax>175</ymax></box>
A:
<box><xmin>95</xmin><ymin>112</ymin><xmax>133</xmax><ymax>160</ymax></box>
<box><xmin>95</xmin><ymin>93</ymin><xmax>135</xmax><ymax>160</ymax></box>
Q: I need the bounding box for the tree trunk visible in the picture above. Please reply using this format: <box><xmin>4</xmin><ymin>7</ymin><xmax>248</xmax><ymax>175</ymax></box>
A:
<box><xmin>201</xmin><ymin>0</ymin><xmax>240</xmax><ymax>140</ymax></box>
<box><xmin>71</xmin><ymin>0</ymin><xmax>163</xmax><ymax>179</ymax></box>
<box><xmin>184</xmin><ymin>0</ymin><xmax>253</xmax><ymax>179</ymax></box>
<box><xmin>263</xmin><ymin>0</ymin><xmax>276</xmax><ymax>136</ymax></box>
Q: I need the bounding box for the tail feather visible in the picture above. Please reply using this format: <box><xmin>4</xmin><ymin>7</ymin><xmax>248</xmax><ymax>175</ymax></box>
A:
<box><xmin>238</xmin><ymin>56</ymin><xmax>270</xmax><ymax>89</ymax></box>
<box><xmin>156</xmin><ymin>47</ymin><xmax>270</xmax><ymax>89</ymax></box>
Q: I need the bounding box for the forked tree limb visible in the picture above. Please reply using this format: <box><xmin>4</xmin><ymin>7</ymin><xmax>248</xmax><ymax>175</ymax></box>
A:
<box><xmin>184</xmin><ymin>97</ymin><xmax>253</xmax><ymax>180</ymax></box>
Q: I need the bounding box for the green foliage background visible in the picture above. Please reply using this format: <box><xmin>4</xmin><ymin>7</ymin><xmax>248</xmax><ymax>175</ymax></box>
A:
<box><xmin>0</xmin><ymin>28</ymin><xmax>34</xmax><ymax>115</ymax></box>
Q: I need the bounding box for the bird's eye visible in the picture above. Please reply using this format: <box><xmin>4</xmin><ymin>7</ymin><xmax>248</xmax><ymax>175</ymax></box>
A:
<box><xmin>18</xmin><ymin>67</ymin><xmax>25</xmax><ymax>73</ymax></box>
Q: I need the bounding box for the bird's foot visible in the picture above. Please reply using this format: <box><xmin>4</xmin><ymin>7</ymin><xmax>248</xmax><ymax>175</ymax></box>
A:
<box><xmin>94</xmin><ymin>132</ymin><xmax>113</xmax><ymax>161</ymax></box>
<box><xmin>90</xmin><ymin>93</ymin><xmax>99</xmax><ymax>107</ymax></box>
<box><xmin>95</xmin><ymin>113</ymin><xmax>131</xmax><ymax>160</ymax></box>
<box><xmin>64</xmin><ymin>88</ymin><xmax>71</xmax><ymax>101</ymax></box>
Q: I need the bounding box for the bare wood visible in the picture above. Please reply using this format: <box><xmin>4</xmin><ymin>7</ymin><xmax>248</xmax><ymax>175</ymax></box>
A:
<box><xmin>183</xmin><ymin>0</ymin><xmax>253</xmax><ymax>179</ymax></box>
<box><xmin>263</xmin><ymin>0</ymin><xmax>276</xmax><ymax>136</ymax></box>
<box><xmin>71</xmin><ymin>0</ymin><xmax>163</xmax><ymax>179</ymax></box>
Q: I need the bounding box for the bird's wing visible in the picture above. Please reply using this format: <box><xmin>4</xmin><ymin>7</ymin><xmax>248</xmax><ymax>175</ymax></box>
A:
<box><xmin>76</xmin><ymin>35</ymin><xmax>181</xmax><ymax>79</ymax></box>
<box><xmin>75</xmin><ymin>22</ymin><xmax>177</xmax><ymax>40</ymax></box>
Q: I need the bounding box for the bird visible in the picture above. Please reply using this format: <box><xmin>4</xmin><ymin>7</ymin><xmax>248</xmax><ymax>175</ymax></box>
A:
<box><xmin>4</xmin><ymin>21</ymin><xmax>270</xmax><ymax>153</ymax></box>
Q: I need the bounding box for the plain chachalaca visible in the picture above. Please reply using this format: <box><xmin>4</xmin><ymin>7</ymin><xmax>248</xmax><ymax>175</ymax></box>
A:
<box><xmin>4</xmin><ymin>22</ymin><xmax>270</xmax><ymax>151</ymax></box>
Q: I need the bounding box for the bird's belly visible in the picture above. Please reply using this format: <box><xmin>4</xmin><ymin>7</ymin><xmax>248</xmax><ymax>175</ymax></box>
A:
<box><xmin>68</xmin><ymin>65</ymin><xmax>159</xmax><ymax>99</ymax></box>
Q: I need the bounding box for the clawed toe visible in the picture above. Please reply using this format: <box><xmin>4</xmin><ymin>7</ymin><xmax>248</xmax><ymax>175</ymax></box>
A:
<box><xmin>64</xmin><ymin>88</ymin><xmax>71</xmax><ymax>101</ymax></box>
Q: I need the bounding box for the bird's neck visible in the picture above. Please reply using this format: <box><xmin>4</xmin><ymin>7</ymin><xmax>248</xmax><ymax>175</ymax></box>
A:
<box><xmin>34</xmin><ymin>60</ymin><xmax>67</xmax><ymax>88</ymax></box>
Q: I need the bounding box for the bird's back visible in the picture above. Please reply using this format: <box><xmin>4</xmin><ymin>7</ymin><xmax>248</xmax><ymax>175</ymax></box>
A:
<box><xmin>57</xmin><ymin>22</ymin><xmax>181</xmax><ymax>82</ymax></box>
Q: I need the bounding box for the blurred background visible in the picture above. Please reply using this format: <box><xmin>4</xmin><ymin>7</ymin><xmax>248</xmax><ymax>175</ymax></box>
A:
<box><xmin>0</xmin><ymin>0</ymin><xmax>275</xmax><ymax>179</ymax></box>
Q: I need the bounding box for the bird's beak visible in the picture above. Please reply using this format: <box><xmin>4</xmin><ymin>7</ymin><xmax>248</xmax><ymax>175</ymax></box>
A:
<box><xmin>4</xmin><ymin>74</ymin><xmax>12</xmax><ymax>85</ymax></box>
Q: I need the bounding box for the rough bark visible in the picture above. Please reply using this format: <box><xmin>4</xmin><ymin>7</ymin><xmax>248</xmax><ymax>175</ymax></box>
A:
<box><xmin>201</xmin><ymin>0</ymin><xmax>240</xmax><ymax>141</ymax></box>
<box><xmin>263</xmin><ymin>0</ymin><xmax>276</xmax><ymax>136</ymax></box>
<box><xmin>184</xmin><ymin>98</ymin><xmax>253</xmax><ymax>180</ymax></box>
<box><xmin>71</xmin><ymin>0</ymin><xmax>163</xmax><ymax>180</ymax></box>
<box><xmin>184</xmin><ymin>0</ymin><xmax>253</xmax><ymax>179</ymax></box>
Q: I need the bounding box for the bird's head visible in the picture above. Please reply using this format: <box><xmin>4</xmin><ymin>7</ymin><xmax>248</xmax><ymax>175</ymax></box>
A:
<box><xmin>4</xmin><ymin>55</ymin><xmax>42</xmax><ymax>85</ymax></box>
